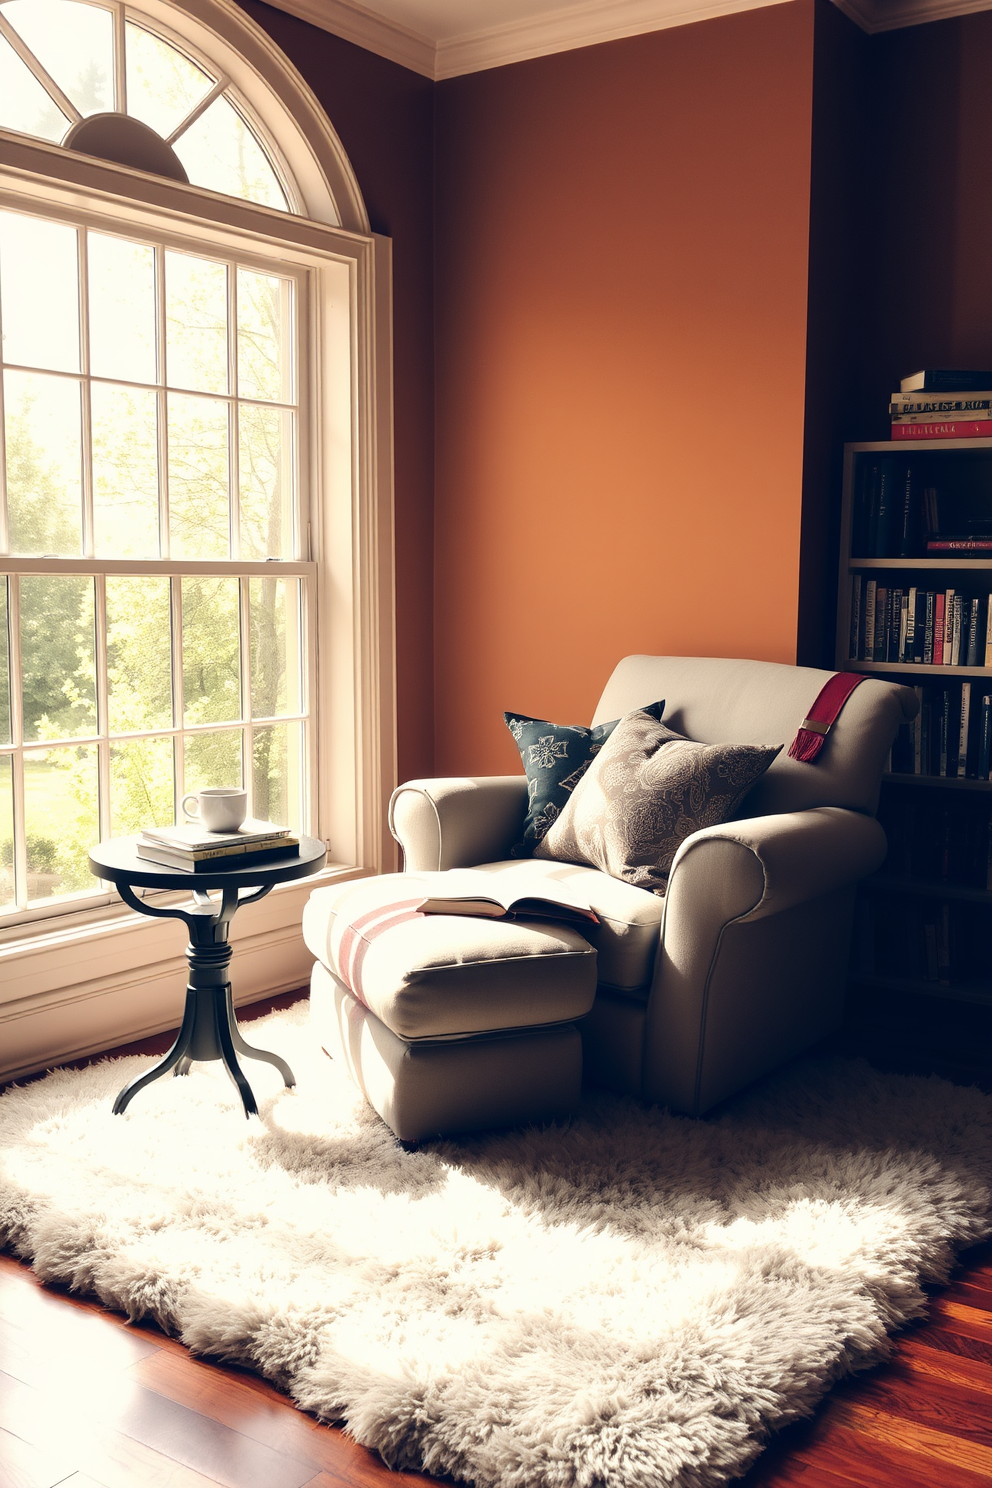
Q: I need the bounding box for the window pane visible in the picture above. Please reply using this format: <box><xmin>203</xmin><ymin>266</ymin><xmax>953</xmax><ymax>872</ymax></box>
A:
<box><xmin>5</xmin><ymin>371</ymin><xmax>83</xmax><ymax>556</ymax></box>
<box><xmin>252</xmin><ymin>722</ymin><xmax>300</xmax><ymax>831</ymax></box>
<box><xmin>172</xmin><ymin>94</ymin><xmax>288</xmax><ymax>212</ymax></box>
<box><xmin>111</xmin><ymin>735</ymin><xmax>175</xmax><ymax>836</ymax></box>
<box><xmin>185</xmin><ymin>729</ymin><xmax>241</xmax><ymax>793</ymax></box>
<box><xmin>92</xmin><ymin>383</ymin><xmax>160</xmax><ymax>559</ymax></box>
<box><xmin>0</xmin><ymin>34</ymin><xmax>70</xmax><ymax>143</ymax></box>
<box><xmin>20</xmin><ymin>575</ymin><xmax>96</xmax><ymax>741</ymax></box>
<box><xmin>0</xmin><ymin>754</ymin><xmax>12</xmax><ymax>910</ymax></box>
<box><xmin>125</xmin><ymin>21</ymin><xmax>213</xmax><ymax>141</ymax></box>
<box><xmin>168</xmin><ymin>393</ymin><xmax>230</xmax><ymax>559</ymax></box>
<box><xmin>0</xmin><ymin>579</ymin><xmax>9</xmax><ymax>745</ymax></box>
<box><xmin>2</xmin><ymin>0</ymin><xmax>113</xmax><ymax>116</ymax></box>
<box><xmin>107</xmin><ymin>576</ymin><xmax>172</xmax><ymax>734</ymax></box>
<box><xmin>239</xmin><ymin>404</ymin><xmax>293</xmax><ymax>559</ymax></box>
<box><xmin>237</xmin><ymin>270</ymin><xmax>292</xmax><ymax>403</ymax></box>
<box><xmin>166</xmin><ymin>252</ymin><xmax>228</xmax><ymax>395</ymax></box>
<box><xmin>88</xmin><ymin>234</ymin><xmax>157</xmax><ymax>386</ymax></box>
<box><xmin>0</xmin><ymin>212</ymin><xmax>80</xmax><ymax>373</ymax></box>
<box><xmin>182</xmin><ymin>575</ymin><xmax>240</xmax><ymax>725</ymax></box>
<box><xmin>250</xmin><ymin>577</ymin><xmax>300</xmax><ymax>719</ymax></box>
<box><xmin>24</xmin><ymin>744</ymin><xmax>97</xmax><ymax>901</ymax></box>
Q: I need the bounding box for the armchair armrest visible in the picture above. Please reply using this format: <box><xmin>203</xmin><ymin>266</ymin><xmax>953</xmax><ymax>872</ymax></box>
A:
<box><xmin>388</xmin><ymin>776</ymin><xmax>528</xmax><ymax>871</ymax></box>
<box><xmin>665</xmin><ymin>805</ymin><xmax>888</xmax><ymax>929</ymax></box>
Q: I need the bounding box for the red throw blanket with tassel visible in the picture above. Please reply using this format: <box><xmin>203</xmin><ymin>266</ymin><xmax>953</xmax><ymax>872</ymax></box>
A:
<box><xmin>788</xmin><ymin>672</ymin><xmax>866</xmax><ymax>763</ymax></box>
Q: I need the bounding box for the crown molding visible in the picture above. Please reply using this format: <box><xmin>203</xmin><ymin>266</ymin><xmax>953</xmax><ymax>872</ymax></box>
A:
<box><xmin>833</xmin><ymin>0</ymin><xmax>992</xmax><ymax>31</ymax></box>
<box><xmin>261</xmin><ymin>0</ymin><xmax>435</xmax><ymax>76</ymax></box>
<box><xmin>261</xmin><ymin>0</ymin><xmax>992</xmax><ymax>80</ymax></box>
<box><xmin>434</xmin><ymin>0</ymin><xmax>795</xmax><ymax>76</ymax></box>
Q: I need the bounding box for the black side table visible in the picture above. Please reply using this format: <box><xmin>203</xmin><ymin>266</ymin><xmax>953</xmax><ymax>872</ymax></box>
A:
<box><xmin>88</xmin><ymin>836</ymin><xmax>327</xmax><ymax>1117</ymax></box>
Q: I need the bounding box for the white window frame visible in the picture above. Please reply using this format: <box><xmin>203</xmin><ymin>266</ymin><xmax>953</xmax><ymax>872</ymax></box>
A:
<box><xmin>0</xmin><ymin>53</ymin><xmax>396</xmax><ymax>1080</ymax></box>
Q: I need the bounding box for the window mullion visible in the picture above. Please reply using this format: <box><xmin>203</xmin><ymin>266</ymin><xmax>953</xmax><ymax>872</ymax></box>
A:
<box><xmin>156</xmin><ymin>245</ymin><xmax>169</xmax><ymax>559</ymax></box>
<box><xmin>79</xmin><ymin>230</ymin><xmax>95</xmax><ymax>558</ymax></box>
<box><xmin>7</xmin><ymin>575</ymin><xmax>26</xmax><ymax>910</ymax></box>
<box><xmin>0</xmin><ymin>14</ymin><xmax>83</xmax><ymax>126</ymax></box>
<box><xmin>229</xmin><ymin>267</ymin><xmax>240</xmax><ymax>561</ymax></box>
<box><xmin>240</xmin><ymin>574</ymin><xmax>252</xmax><ymax>814</ymax></box>
<box><xmin>113</xmin><ymin>2</ymin><xmax>127</xmax><ymax>115</ymax></box>
<box><xmin>94</xmin><ymin>573</ymin><xmax>111</xmax><ymax>841</ymax></box>
<box><xmin>171</xmin><ymin>575</ymin><xmax>184</xmax><ymax>815</ymax></box>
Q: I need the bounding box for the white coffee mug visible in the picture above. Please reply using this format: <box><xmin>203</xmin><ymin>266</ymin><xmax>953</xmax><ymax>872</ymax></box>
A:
<box><xmin>181</xmin><ymin>787</ymin><xmax>248</xmax><ymax>832</ymax></box>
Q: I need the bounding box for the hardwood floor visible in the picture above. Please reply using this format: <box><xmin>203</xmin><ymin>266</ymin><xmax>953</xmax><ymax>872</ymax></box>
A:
<box><xmin>2</xmin><ymin>992</ymin><xmax>992</xmax><ymax>1488</ymax></box>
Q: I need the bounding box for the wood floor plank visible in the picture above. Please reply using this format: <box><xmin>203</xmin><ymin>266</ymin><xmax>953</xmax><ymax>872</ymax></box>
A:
<box><xmin>0</xmin><ymin>1425</ymin><xmax>77</xmax><ymax>1488</ymax></box>
<box><xmin>904</xmin><ymin>1322</ymin><xmax>992</xmax><ymax>1366</ymax></box>
<box><xmin>829</xmin><ymin>1397</ymin><xmax>992</xmax><ymax>1479</ymax></box>
<box><xmin>934</xmin><ymin>1299</ymin><xmax>992</xmax><ymax>1341</ymax></box>
<box><xmin>896</xmin><ymin>1338</ymin><xmax>992</xmax><ymax>1395</ymax></box>
<box><xmin>850</xmin><ymin>1365</ymin><xmax>992</xmax><ymax>1446</ymax></box>
<box><xmin>794</xmin><ymin>1415</ymin><xmax>992</xmax><ymax>1488</ymax></box>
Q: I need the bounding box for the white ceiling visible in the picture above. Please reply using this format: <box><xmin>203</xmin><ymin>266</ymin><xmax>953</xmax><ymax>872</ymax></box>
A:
<box><xmin>268</xmin><ymin>0</ymin><xmax>992</xmax><ymax>78</ymax></box>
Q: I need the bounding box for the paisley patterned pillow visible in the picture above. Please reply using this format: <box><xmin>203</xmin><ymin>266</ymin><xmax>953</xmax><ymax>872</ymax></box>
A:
<box><xmin>534</xmin><ymin>710</ymin><xmax>781</xmax><ymax>892</ymax></box>
<box><xmin>504</xmin><ymin>701</ymin><xmax>665</xmax><ymax>857</ymax></box>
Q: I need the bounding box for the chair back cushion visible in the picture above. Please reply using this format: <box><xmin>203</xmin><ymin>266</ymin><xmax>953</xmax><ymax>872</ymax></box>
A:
<box><xmin>592</xmin><ymin>656</ymin><xmax>918</xmax><ymax>817</ymax></box>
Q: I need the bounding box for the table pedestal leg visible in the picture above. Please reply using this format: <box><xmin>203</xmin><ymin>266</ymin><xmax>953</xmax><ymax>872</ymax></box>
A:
<box><xmin>111</xmin><ymin>885</ymin><xmax>294</xmax><ymax>1118</ymax></box>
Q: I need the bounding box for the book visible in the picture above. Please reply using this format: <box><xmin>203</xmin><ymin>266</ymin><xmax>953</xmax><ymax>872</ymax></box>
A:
<box><xmin>927</xmin><ymin>538</ymin><xmax>992</xmax><ymax>553</ymax></box>
<box><xmin>957</xmin><ymin>682</ymin><xmax>971</xmax><ymax>778</ymax></box>
<box><xmin>923</xmin><ymin>590</ymin><xmax>935</xmax><ymax>665</ymax></box>
<box><xmin>140</xmin><ymin>818</ymin><xmax>293</xmax><ymax>852</ymax></box>
<box><xmin>900</xmin><ymin>370</ymin><xmax>992</xmax><ymax>392</ymax></box>
<box><xmin>874</xmin><ymin>586</ymin><xmax>889</xmax><ymax>661</ymax></box>
<box><xmin>934</xmin><ymin>591</ymin><xmax>945</xmax><ymax>665</ymax></box>
<box><xmin>966</xmin><ymin>598</ymin><xmax>983</xmax><ymax>667</ymax></box>
<box><xmin>136</xmin><ymin>841</ymin><xmax>299</xmax><ymax>872</ymax></box>
<box><xmin>890</xmin><ymin>395</ymin><xmax>992</xmax><ymax>414</ymax></box>
<box><xmin>943</xmin><ymin>588</ymin><xmax>956</xmax><ymax>663</ymax></box>
<box><xmin>892</xmin><ymin>409</ymin><xmax>992</xmax><ymax>423</ymax></box>
<box><xmin>896</xmin><ymin>464</ymin><xmax>917</xmax><ymax>556</ymax></box>
<box><xmin>412</xmin><ymin>868</ymin><xmax>599</xmax><ymax>927</ymax></box>
<box><xmin>849</xmin><ymin>575</ymin><xmax>862</xmax><ymax>660</ymax></box>
<box><xmin>873</xmin><ymin>459</ymin><xmax>897</xmax><ymax>556</ymax></box>
<box><xmin>891</xmin><ymin>421</ymin><xmax>992</xmax><ymax>440</ymax></box>
<box><xmin>864</xmin><ymin>579</ymin><xmax>877</xmax><ymax>660</ymax></box>
<box><xmin>978</xmin><ymin>696</ymin><xmax>992</xmax><ymax>780</ymax></box>
<box><xmin>938</xmin><ymin>688</ymin><xmax>951</xmax><ymax>776</ymax></box>
<box><xmin>986</xmin><ymin>602</ymin><xmax>992</xmax><ymax>668</ymax></box>
<box><xmin>889</xmin><ymin>587</ymin><xmax>904</xmax><ymax>663</ymax></box>
<box><xmin>952</xmin><ymin>594</ymin><xmax>963</xmax><ymax>665</ymax></box>
<box><xmin>904</xmin><ymin>585</ymin><xmax>917</xmax><ymax>663</ymax></box>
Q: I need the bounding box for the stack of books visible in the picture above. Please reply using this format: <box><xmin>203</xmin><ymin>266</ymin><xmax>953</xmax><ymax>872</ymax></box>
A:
<box><xmin>136</xmin><ymin>819</ymin><xmax>299</xmax><ymax>872</ymax></box>
<box><xmin>888</xmin><ymin>682</ymin><xmax>992</xmax><ymax>781</ymax></box>
<box><xmin>890</xmin><ymin>369</ymin><xmax>992</xmax><ymax>441</ymax></box>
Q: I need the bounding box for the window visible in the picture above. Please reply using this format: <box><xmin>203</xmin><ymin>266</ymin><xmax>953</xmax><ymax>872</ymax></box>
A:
<box><xmin>0</xmin><ymin>0</ymin><xmax>394</xmax><ymax>1005</ymax></box>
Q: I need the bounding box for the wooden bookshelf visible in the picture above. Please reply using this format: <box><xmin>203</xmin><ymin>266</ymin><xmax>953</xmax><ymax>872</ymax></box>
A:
<box><xmin>837</xmin><ymin>439</ymin><xmax>992</xmax><ymax>1003</ymax></box>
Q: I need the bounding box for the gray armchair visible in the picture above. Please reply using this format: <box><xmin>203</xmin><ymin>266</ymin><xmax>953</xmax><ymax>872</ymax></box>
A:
<box><xmin>389</xmin><ymin>656</ymin><xmax>918</xmax><ymax>1116</ymax></box>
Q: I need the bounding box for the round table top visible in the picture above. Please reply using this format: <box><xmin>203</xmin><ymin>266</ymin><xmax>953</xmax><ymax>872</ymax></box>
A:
<box><xmin>88</xmin><ymin>834</ymin><xmax>327</xmax><ymax>891</ymax></box>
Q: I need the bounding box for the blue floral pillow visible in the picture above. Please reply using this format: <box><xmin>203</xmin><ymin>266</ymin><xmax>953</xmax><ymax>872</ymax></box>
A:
<box><xmin>504</xmin><ymin>701</ymin><xmax>666</xmax><ymax>856</ymax></box>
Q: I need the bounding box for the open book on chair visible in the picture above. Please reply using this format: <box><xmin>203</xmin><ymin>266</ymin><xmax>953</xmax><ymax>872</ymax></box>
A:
<box><xmin>412</xmin><ymin>868</ymin><xmax>599</xmax><ymax>927</ymax></box>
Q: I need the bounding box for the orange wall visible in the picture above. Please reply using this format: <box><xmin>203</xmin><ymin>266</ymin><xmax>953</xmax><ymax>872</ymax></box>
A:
<box><xmin>434</xmin><ymin>2</ymin><xmax>818</xmax><ymax>774</ymax></box>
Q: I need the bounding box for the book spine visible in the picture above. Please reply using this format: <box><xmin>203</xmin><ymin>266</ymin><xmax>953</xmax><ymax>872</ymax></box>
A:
<box><xmin>913</xmin><ymin>686</ymin><xmax>924</xmax><ymax>773</ymax></box>
<box><xmin>943</xmin><ymin>589</ymin><xmax>956</xmax><ymax>664</ymax></box>
<box><xmin>874</xmin><ymin>586</ymin><xmax>889</xmax><ymax>662</ymax></box>
<box><xmin>891</xmin><ymin>409</ymin><xmax>992</xmax><ymax>423</ymax></box>
<box><xmin>891</xmin><ymin>397</ymin><xmax>992</xmax><ymax>414</ymax></box>
<box><xmin>927</xmin><ymin>540</ymin><xmax>992</xmax><ymax>552</ymax></box>
<box><xmin>952</xmin><ymin>595</ymin><xmax>963</xmax><ymax>665</ymax></box>
<box><xmin>939</xmin><ymin>688</ymin><xmax>950</xmax><ymax>776</ymax></box>
<box><xmin>891</xmin><ymin>421</ymin><xmax>992</xmax><ymax>440</ymax></box>
<box><xmin>896</xmin><ymin>465</ymin><xmax>916</xmax><ymax>556</ymax></box>
<box><xmin>889</xmin><ymin>588</ymin><xmax>903</xmax><ymax>663</ymax></box>
<box><xmin>966</xmin><ymin>597</ymin><xmax>982</xmax><ymax>666</ymax></box>
<box><xmin>913</xmin><ymin>588</ymin><xmax>927</xmax><ymax>663</ymax></box>
<box><xmin>985</xmin><ymin>600</ymin><xmax>992</xmax><ymax>668</ymax></box>
<box><xmin>899</xmin><ymin>593</ymin><xmax>910</xmax><ymax>663</ymax></box>
<box><xmin>934</xmin><ymin>591</ymin><xmax>945</xmax><ymax>665</ymax></box>
<box><xmin>874</xmin><ymin>461</ymin><xmax>895</xmax><ymax>556</ymax></box>
<box><xmin>849</xmin><ymin>575</ymin><xmax>862</xmax><ymax>661</ymax></box>
<box><xmin>920</xmin><ymin>692</ymin><xmax>932</xmax><ymax>774</ymax></box>
<box><xmin>864</xmin><ymin>580</ymin><xmax>877</xmax><ymax>661</ymax></box>
<box><xmin>979</xmin><ymin>695</ymin><xmax>992</xmax><ymax>781</ymax></box>
<box><xmin>923</xmin><ymin>590</ymin><xmax>935</xmax><ymax>665</ymax></box>
<box><xmin>957</xmin><ymin>682</ymin><xmax>971</xmax><ymax>778</ymax></box>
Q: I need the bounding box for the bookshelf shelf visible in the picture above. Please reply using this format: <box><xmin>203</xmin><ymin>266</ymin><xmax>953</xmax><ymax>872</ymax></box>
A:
<box><xmin>864</xmin><ymin>875</ymin><xmax>992</xmax><ymax>903</ymax></box>
<box><xmin>884</xmin><ymin>771</ymin><xmax>992</xmax><ymax>791</ymax></box>
<box><xmin>851</xmin><ymin>972</ymin><xmax>992</xmax><ymax>1005</ymax></box>
<box><xmin>838</xmin><ymin>437</ymin><xmax>992</xmax><ymax>1006</ymax></box>
<box><xmin>849</xmin><ymin>558</ymin><xmax>992</xmax><ymax>571</ymax></box>
<box><xmin>845</xmin><ymin>660</ymin><xmax>992</xmax><ymax>677</ymax></box>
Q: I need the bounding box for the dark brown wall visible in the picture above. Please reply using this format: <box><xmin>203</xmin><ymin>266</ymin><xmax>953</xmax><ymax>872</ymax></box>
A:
<box><xmin>433</xmin><ymin>3</ymin><xmax>817</xmax><ymax>775</ymax></box>
<box><xmin>240</xmin><ymin>1</ymin><xmax>436</xmax><ymax>782</ymax></box>
<box><xmin>862</xmin><ymin>11</ymin><xmax>992</xmax><ymax>436</ymax></box>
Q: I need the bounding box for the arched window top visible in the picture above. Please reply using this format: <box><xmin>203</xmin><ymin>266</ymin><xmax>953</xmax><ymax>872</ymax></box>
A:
<box><xmin>0</xmin><ymin>0</ymin><xmax>368</xmax><ymax>232</ymax></box>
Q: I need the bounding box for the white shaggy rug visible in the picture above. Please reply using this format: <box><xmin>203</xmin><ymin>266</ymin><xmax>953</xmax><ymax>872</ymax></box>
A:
<box><xmin>2</xmin><ymin>1002</ymin><xmax>992</xmax><ymax>1488</ymax></box>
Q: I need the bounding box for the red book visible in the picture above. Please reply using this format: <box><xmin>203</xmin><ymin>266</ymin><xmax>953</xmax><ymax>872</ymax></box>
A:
<box><xmin>934</xmin><ymin>592</ymin><xmax>945</xmax><ymax>664</ymax></box>
<box><xmin>891</xmin><ymin>420</ymin><xmax>992</xmax><ymax>440</ymax></box>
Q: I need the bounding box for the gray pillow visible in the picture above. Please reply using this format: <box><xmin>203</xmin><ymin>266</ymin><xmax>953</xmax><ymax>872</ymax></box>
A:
<box><xmin>534</xmin><ymin>710</ymin><xmax>782</xmax><ymax>893</ymax></box>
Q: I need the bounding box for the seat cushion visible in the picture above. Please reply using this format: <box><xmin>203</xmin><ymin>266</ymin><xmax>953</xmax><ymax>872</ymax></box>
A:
<box><xmin>303</xmin><ymin>875</ymin><xmax>597</xmax><ymax>1041</ymax></box>
<box><xmin>456</xmin><ymin>858</ymin><xmax>664</xmax><ymax>991</ymax></box>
